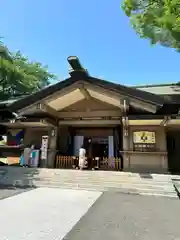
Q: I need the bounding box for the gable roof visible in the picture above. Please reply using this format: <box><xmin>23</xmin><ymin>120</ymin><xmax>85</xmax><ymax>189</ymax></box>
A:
<box><xmin>8</xmin><ymin>57</ymin><xmax>166</xmax><ymax>111</ymax></box>
<box><xmin>133</xmin><ymin>83</ymin><xmax>180</xmax><ymax>95</ymax></box>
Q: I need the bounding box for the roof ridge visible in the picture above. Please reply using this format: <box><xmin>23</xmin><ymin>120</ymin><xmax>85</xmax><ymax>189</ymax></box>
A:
<box><xmin>132</xmin><ymin>83</ymin><xmax>178</xmax><ymax>88</ymax></box>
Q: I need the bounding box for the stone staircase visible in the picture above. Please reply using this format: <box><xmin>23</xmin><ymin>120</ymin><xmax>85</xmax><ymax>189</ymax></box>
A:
<box><xmin>0</xmin><ymin>167</ymin><xmax>178</xmax><ymax>198</ymax></box>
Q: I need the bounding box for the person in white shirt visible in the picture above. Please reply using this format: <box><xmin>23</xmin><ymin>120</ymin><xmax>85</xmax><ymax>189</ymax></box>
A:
<box><xmin>79</xmin><ymin>145</ymin><xmax>86</xmax><ymax>170</ymax></box>
<box><xmin>23</xmin><ymin>145</ymin><xmax>32</xmax><ymax>167</ymax></box>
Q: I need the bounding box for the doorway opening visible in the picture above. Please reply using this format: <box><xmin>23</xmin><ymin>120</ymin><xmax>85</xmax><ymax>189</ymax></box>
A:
<box><xmin>72</xmin><ymin>126</ymin><xmax>123</xmax><ymax>170</ymax></box>
<box><xmin>83</xmin><ymin>136</ymin><xmax>108</xmax><ymax>169</ymax></box>
<box><xmin>166</xmin><ymin>130</ymin><xmax>180</xmax><ymax>174</ymax></box>
<box><xmin>113</xmin><ymin>126</ymin><xmax>123</xmax><ymax>169</ymax></box>
<box><xmin>92</xmin><ymin>142</ymin><xmax>108</xmax><ymax>158</ymax></box>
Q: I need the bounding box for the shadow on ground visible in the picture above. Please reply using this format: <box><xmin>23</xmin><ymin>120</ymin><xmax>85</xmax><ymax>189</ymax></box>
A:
<box><xmin>0</xmin><ymin>165</ymin><xmax>41</xmax><ymax>188</ymax></box>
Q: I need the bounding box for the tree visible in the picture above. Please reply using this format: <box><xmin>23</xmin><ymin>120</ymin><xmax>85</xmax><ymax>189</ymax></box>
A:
<box><xmin>12</xmin><ymin>51</ymin><xmax>56</xmax><ymax>92</ymax></box>
<box><xmin>0</xmin><ymin>39</ymin><xmax>57</xmax><ymax>100</ymax></box>
<box><xmin>122</xmin><ymin>0</ymin><xmax>180</xmax><ymax>51</ymax></box>
<box><xmin>0</xmin><ymin>40</ymin><xmax>21</xmax><ymax>100</ymax></box>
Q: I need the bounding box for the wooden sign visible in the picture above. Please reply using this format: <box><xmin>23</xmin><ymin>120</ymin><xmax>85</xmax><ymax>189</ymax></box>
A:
<box><xmin>133</xmin><ymin>131</ymin><xmax>156</xmax><ymax>144</ymax></box>
<box><xmin>41</xmin><ymin>135</ymin><xmax>49</xmax><ymax>160</ymax></box>
<box><xmin>133</xmin><ymin>131</ymin><xmax>156</xmax><ymax>152</ymax></box>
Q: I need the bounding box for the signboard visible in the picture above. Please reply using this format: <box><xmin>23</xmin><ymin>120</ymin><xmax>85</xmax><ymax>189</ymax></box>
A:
<box><xmin>41</xmin><ymin>136</ymin><xmax>48</xmax><ymax>160</ymax></box>
<box><xmin>133</xmin><ymin>131</ymin><xmax>156</xmax><ymax>144</ymax></box>
<box><xmin>133</xmin><ymin>131</ymin><xmax>156</xmax><ymax>152</ymax></box>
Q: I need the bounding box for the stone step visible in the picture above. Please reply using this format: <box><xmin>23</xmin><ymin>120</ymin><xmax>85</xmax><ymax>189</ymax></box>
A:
<box><xmin>31</xmin><ymin>179</ymin><xmax>174</xmax><ymax>190</ymax></box>
<box><xmin>0</xmin><ymin>174</ymin><xmax>173</xmax><ymax>184</ymax></box>
<box><xmin>24</xmin><ymin>174</ymin><xmax>141</xmax><ymax>180</ymax></box>
<box><xmin>32</xmin><ymin>172</ymin><xmax>170</xmax><ymax>178</ymax></box>
<box><xmin>35</xmin><ymin>173</ymin><xmax>142</xmax><ymax>178</ymax></box>
<box><xmin>46</xmin><ymin>181</ymin><xmax>173</xmax><ymax>189</ymax></box>
<box><xmin>40</xmin><ymin>171</ymin><xmax>171</xmax><ymax>181</ymax></box>
<box><xmin>3</xmin><ymin>177</ymin><xmax>175</xmax><ymax>191</ymax></box>
<box><xmin>32</xmin><ymin>183</ymin><xmax>139</xmax><ymax>194</ymax></box>
<box><xmin>30</xmin><ymin>177</ymin><xmax>173</xmax><ymax>186</ymax></box>
<box><xmin>0</xmin><ymin>175</ymin><xmax>174</xmax><ymax>189</ymax></box>
<box><xmin>0</xmin><ymin>167</ymin><xmax>174</xmax><ymax>182</ymax></box>
<box><xmin>16</xmin><ymin>180</ymin><xmax>175</xmax><ymax>193</ymax></box>
<box><xmin>28</xmin><ymin>182</ymin><xmax>178</xmax><ymax>198</ymax></box>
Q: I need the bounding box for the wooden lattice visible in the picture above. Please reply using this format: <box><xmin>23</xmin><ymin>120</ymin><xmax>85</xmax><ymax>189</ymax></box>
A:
<box><xmin>55</xmin><ymin>155</ymin><xmax>78</xmax><ymax>169</ymax></box>
<box><xmin>55</xmin><ymin>155</ymin><xmax>122</xmax><ymax>171</ymax></box>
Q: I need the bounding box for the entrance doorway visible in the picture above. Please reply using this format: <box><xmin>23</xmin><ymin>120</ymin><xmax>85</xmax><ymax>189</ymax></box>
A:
<box><xmin>92</xmin><ymin>142</ymin><xmax>108</xmax><ymax>158</ymax></box>
<box><xmin>84</xmin><ymin>137</ymin><xmax>108</xmax><ymax>169</ymax></box>
<box><xmin>166</xmin><ymin>130</ymin><xmax>180</xmax><ymax>174</ymax></box>
<box><xmin>72</xmin><ymin>126</ymin><xmax>123</xmax><ymax>170</ymax></box>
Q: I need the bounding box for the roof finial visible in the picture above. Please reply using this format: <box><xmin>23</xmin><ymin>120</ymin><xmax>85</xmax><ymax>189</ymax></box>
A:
<box><xmin>67</xmin><ymin>56</ymin><xmax>89</xmax><ymax>76</ymax></box>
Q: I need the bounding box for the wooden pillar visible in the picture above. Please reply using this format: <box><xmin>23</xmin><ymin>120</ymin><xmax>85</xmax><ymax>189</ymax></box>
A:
<box><xmin>122</xmin><ymin>117</ymin><xmax>130</xmax><ymax>169</ymax></box>
<box><xmin>161</xmin><ymin>126</ymin><xmax>168</xmax><ymax>172</ymax></box>
<box><xmin>47</xmin><ymin>127</ymin><xmax>58</xmax><ymax>168</ymax></box>
<box><xmin>121</xmin><ymin>99</ymin><xmax>130</xmax><ymax>170</ymax></box>
<box><xmin>160</xmin><ymin>116</ymin><xmax>169</xmax><ymax>172</ymax></box>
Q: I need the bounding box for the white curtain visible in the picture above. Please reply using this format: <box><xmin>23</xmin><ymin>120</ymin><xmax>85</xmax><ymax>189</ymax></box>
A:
<box><xmin>108</xmin><ymin>136</ymin><xmax>114</xmax><ymax>158</ymax></box>
<box><xmin>73</xmin><ymin>136</ymin><xmax>84</xmax><ymax>156</ymax></box>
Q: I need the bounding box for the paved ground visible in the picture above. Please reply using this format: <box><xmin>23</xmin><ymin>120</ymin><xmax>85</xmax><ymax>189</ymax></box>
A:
<box><xmin>0</xmin><ymin>186</ymin><xmax>33</xmax><ymax>200</ymax></box>
<box><xmin>64</xmin><ymin>192</ymin><xmax>180</xmax><ymax>240</ymax></box>
<box><xmin>0</xmin><ymin>188</ymin><xmax>101</xmax><ymax>240</ymax></box>
<box><xmin>0</xmin><ymin>187</ymin><xmax>180</xmax><ymax>240</ymax></box>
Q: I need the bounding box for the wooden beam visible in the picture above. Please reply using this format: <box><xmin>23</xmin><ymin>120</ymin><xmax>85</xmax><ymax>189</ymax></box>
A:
<box><xmin>130</xmin><ymin>99</ymin><xmax>157</xmax><ymax>113</ymax></box>
<box><xmin>128</xmin><ymin>115</ymin><xmax>164</xmax><ymax>120</ymax></box>
<box><xmin>18</xmin><ymin>103</ymin><xmax>59</xmax><ymax>119</ymax></box>
<box><xmin>58</xmin><ymin>110</ymin><xmax>121</xmax><ymax>118</ymax></box>
<box><xmin>85</xmin><ymin>84</ymin><xmax>123</xmax><ymax>104</ymax></box>
<box><xmin>18</xmin><ymin>105</ymin><xmax>40</xmax><ymax>115</ymax></box>
<box><xmin>120</xmin><ymin>98</ymin><xmax>129</xmax><ymax>116</ymax></box>
<box><xmin>67</xmin><ymin>56</ymin><xmax>84</xmax><ymax>71</ymax></box>
<box><xmin>58</xmin><ymin>119</ymin><xmax>119</xmax><ymax>126</ymax></box>
<box><xmin>77</xmin><ymin>83</ymin><xmax>91</xmax><ymax>100</ymax></box>
<box><xmin>167</xmin><ymin>119</ymin><xmax>180</xmax><ymax>125</ymax></box>
<box><xmin>42</xmin><ymin>118</ymin><xmax>57</xmax><ymax>127</ymax></box>
<box><xmin>40</xmin><ymin>103</ymin><xmax>59</xmax><ymax>118</ymax></box>
<box><xmin>128</xmin><ymin>119</ymin><xmax>163</xmax><ymax>126</ymax></box>
<box><xmin>85</xmin><ymin>83</ymin><xmax>157</xmax><ymax>113</ymax></box>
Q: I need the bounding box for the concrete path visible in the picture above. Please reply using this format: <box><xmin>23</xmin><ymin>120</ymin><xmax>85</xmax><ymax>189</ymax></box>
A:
<box><xmin>1</xmin><ymin>187</ymin><xmax>180</xmax><ymax>240</ymax></box>
<box><xmin>64</xmin><ymin>192</ymin><xmax>180</xmax><ymax>240</ymax></box>
<box><xmin>0</xmin><ymin>188</ymin><xmax>101</xmax><ymax>240</ymax></box>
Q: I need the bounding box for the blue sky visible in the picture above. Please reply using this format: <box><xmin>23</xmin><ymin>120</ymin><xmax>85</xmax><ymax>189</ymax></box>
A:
<box><xmin>0</xmin><ymin>0</ymin><xmax>179</xmax><ymax>86</ymax></box>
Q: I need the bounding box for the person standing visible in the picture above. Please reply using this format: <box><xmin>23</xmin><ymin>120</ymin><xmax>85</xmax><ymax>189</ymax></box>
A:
<box><xmin>23</xmin><ymin>145</ymin><xmax>32</xmax><ymax>167</ymax></box>
<box><xmin>79</xmin><ymin>144</ymin><xmax>86</xmax><ymax>170</ymax></box>
<box><xmin>29</xmin><ymin>144</ymin><xmax>35</xmax><ymax>167</ymax></box>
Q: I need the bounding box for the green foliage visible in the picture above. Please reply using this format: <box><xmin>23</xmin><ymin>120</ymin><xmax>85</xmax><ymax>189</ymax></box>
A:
<box><xmin>121</xmin><ymin>0</ymin><xmax>180</xmax><ymax>50</ymax></box>
<box><xmin>0</xmin><ymin>39</ymin><xmax>57</xmax><ymax>100</ymax></box>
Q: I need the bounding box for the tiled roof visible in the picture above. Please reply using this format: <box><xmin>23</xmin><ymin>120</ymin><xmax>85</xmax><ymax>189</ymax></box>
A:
<box><xmin>133</xmin><ymin>83</ymin><xmax>180</xmax><ymax>95</ymax></box>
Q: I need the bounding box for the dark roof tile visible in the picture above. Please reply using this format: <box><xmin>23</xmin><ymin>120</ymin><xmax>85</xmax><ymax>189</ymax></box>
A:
<box><xmin>9</xmin><ymin>74</ymin><xmax>166</xmax><ymax>111</ymax></box>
